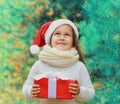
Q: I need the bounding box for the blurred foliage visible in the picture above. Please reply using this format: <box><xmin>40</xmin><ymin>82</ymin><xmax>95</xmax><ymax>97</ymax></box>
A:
<box><xmin>0</xmin><ymin>0</ymin><xmax>120</xmax><ymax>104</ymax></box>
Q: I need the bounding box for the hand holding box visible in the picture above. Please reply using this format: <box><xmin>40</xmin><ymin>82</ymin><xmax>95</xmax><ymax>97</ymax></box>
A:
<box><xmin>34</xmin><ymin>75</ymin><xmax>76</xmax><ymax>99</ymax></box>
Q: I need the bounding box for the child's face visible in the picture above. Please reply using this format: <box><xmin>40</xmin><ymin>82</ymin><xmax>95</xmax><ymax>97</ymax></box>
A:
<box><xmin>50</xmin><ymin>24</ymin><xmax>73</xmax><ymax>51</ymax></box>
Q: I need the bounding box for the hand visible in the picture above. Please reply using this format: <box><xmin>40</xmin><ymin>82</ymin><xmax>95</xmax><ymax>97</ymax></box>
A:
<box><xmin>69</xmin><ymin>80</ymin><xmax>80</xmax><ymax>98</ymax></box>
<box><xmin>31</xmin><ymin>84</ymin><xmax>40</xmax><ymax>98</ymax></box>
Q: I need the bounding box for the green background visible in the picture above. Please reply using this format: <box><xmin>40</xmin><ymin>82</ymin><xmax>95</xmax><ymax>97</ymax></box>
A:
<box><xmin>0</xmin><ymin>0</ymin><xmax>120</xmax><ymax>104</ymax></box>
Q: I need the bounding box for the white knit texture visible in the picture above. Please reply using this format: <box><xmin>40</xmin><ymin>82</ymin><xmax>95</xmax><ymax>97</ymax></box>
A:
<box><xmin>39</xmin><ymin>45</ymin><xmax>79</xmax><ymax>67</ymax></box>
<box><xmin>22</xmin><ymin>60</ymin><xmax>95</xmax><ymax>104</ymax></box>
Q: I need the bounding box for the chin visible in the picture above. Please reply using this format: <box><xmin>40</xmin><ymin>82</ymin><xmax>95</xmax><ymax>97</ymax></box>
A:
<box><xmin>55</xmin><ymin>47</ymin><xmax>65</xmax><ymax>51</ymax></box>
<box><xmin>57</xmin><ymin>47</ymin><xmax>70</xmax><ymax>51</ymax></box>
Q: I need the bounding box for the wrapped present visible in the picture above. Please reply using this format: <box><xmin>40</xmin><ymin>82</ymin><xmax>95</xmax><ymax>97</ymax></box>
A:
<box><xmin>34</xmin><ymin>75</ymin><xmax>76</xmax><ymax>99</ymax></box>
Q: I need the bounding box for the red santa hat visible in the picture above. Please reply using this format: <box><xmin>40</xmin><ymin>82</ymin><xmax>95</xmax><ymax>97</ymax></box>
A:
<box><xmin>30</xmin><ymin>19</ymin><xmax>79</xmax><ymax>54</ymax></box>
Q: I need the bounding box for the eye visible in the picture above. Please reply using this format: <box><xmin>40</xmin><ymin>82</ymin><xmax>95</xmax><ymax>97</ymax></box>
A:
<box><xmin>54</xmin><ymin>33</ymin><xmax>60</xmax><ymax>36</ymax></box>
<box><xmin>65</xmin><ymin>34</ymin><xmax>71</xmax><ymax>37</ymax></box>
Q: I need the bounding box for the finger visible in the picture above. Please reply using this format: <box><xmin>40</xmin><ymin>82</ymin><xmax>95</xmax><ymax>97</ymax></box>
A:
<box><xmin>69</xmin><ymin>89</ymin><xmax>78</xmax><ymax>94</ymax></box>
<box><xmin>31</xmin><ymin>89</ymin><xmax>40</xmax><ymax>98</ymax></box>
<box><xmin>32</xmin><ymin>90</ymin><xmax>40</xmax><ymax>95</ymax></box>
<box><xmin>75</xmin><ymin>80</ymin><xmax>79</xmax><ymax>84</ymax></box>
<box><xmin>32</xmin><ymin>87</ymin><xmax>40</xmax><ymax>92</ymax></box>
<box><xmin>69</xmin><ymin>84</ymin><xmax>79</xmax><ymax>91</ymax></box>
<box><xmin>69</xmin><ymin>86</ymin><xmax>77</xmax><ymax>91</ymax></box>
<box><xmin>32</xmin><ymin>84</ymin><xmax>40</xmax><ymax>92</ymax></box>
<box><xmin>69</xmin><ymin>90</ymin><xmax>76</xmax><ymax>94</ymax></box>
<box><xmin>69</xmin><ymin>90</ymin><xmax>79</xmax><ymax>98</ymax></box>
<box><xmin>72</xmin><ymin>94</ymin><xmax>78</xmax><ymax>98</ymax></box>
<box><xmin>32</xmin><ymin>84</ymin><xmax>40</xmax><ymax>88</ymax></box>
<box><xmin>69</xmin><ymin>86</ymin><xmax>80</xmax><ymax>95</ymax></box>
<box><xmin>69</xmin><ymin>83</ymin><xmax>79</xmax><ymax>87</ymax></box>
<box><xmin>31</xmin><ymin>94</ymin><xmax>37</xmax><ymax>98</ymax></box>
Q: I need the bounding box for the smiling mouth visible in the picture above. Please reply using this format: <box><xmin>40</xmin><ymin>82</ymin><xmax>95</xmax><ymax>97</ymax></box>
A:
<box><xmin>58</xmin><ymin>43</ymin><xmax>66</xmax><ymax>45</ymax></box>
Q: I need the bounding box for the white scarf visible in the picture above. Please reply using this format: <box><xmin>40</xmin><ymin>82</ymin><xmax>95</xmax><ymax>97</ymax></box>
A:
<box><xmin>39</xmin><ymin>45</ymin><xmax>79</xmax><ymax>67</ymax></box>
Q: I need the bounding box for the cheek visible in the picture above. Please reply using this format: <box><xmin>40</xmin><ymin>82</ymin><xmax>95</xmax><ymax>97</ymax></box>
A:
<box><xmin>68</xmin><ymin>39</ymin><xmax>73</xmax><ymax>46</ymax></box>
<box><xmin>50</xmin><ymin>37</ymin><xmax>56</xmax><ymax>47</ymax></box>
<box><xmin>69</xmin><ymin>43</ymin><xmax>73</xmax><ymax>49</ymax></box>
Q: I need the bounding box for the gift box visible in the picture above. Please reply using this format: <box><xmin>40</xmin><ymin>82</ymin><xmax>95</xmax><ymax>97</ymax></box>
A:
<box><xmin>34</xmin><ymin>75</ymin><xmax>76</xmax><ymax>99</ymax></box>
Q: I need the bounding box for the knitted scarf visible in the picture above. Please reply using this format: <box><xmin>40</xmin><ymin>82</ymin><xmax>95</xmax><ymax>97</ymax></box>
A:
<box><xmin>39</xmin><ymin>45</ymin><xmax>79</xmax><ymax>67</ymax></box>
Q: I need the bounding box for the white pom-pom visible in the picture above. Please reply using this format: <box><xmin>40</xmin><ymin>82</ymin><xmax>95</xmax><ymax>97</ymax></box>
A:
<box><xmin>30</xmin><ymin>45</ymin><xmax>40</xmax><ymax>54</ymax></box>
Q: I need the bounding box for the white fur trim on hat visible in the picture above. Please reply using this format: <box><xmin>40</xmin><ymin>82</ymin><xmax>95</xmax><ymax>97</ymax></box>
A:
<box><xmin>45</xmin><ymin>19</ymin><xmax>79</xmax><ymax>44</ymax></box>
<box><xmin>30</xmin><ymin>45</ymin><xmax>40</xmax><ymax>54</ymax></box>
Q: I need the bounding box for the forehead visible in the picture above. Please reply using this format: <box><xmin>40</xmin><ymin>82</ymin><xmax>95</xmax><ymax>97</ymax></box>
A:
<box><xmin>54</xmin><ymin>24</ymin><xmax>73</xmax><ymax>31</ymax></box>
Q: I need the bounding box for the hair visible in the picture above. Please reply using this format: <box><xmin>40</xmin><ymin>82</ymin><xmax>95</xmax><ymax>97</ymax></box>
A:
<box><xmin>73</xmin><ymin>31</ymin><xmax>86</xmax><ymax>64</ymax></box>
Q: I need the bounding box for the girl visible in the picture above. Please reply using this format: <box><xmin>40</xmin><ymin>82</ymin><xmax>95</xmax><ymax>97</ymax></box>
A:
<box><xmin>22</xmin><ymin>19</ymin><xmax>95</xmax><ymax>104</ymax></box>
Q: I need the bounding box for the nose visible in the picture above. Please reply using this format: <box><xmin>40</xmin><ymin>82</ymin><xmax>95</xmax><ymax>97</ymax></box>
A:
<box><xmin>59</xmin><ymin>35</ymin><xmax>64</xmax><ymax>40</ymax></box>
